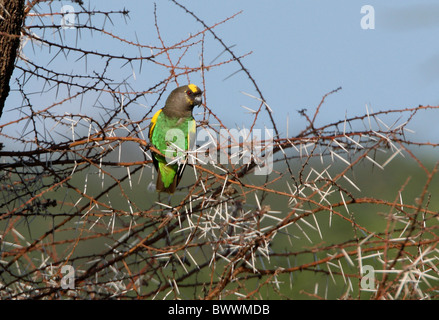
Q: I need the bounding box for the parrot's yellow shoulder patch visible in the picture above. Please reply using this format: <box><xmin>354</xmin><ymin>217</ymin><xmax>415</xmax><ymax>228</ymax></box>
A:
<box><xmin>149</xmin><ymin>108</ymin><xmax>162</xmax><ymax>138</ymax></box>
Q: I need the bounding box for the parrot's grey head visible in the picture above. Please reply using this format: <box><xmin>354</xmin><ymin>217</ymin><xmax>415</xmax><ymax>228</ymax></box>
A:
<box><xmin>163</xmin><ymin>84</ymin><xmax>203</xmax><ymax>118</ymax></box>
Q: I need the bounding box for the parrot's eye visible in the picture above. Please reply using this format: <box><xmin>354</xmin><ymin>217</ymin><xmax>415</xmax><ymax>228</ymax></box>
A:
<box><xmin>186</xmin><ymin>90</ymin><xmax>193</xmax><ymax>96</ymax></box>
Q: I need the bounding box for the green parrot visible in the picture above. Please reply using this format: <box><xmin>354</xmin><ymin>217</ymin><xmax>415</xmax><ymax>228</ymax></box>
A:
<box><xmin>148</xmin><ymin>84</ymin><xmax>203</xmax><ymax>193</ymax></box>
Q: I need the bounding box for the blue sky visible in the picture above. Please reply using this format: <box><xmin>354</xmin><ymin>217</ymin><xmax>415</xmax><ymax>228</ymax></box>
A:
<box><xmin>3</xmin><ymin>0</ymin><xmax>439</xmax><ymax>149</ymax></box>
<box><xmin>163</xmin><ymin>1</ymin><xmax>439</xmax><ymax>143</ymax></box>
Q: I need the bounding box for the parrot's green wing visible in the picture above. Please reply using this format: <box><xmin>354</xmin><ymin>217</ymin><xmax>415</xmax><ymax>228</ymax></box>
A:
<box><xmin>149</xmin><ymin>109</ymin><xmax>196</xmax><ymax>193</ymax></box>
<box><xmin>172</xmin><ymin>117</ymin><xmax>196</xmax><ymax>188</ymax></box>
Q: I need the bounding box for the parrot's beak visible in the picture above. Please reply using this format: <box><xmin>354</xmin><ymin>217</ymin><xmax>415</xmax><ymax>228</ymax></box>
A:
<box><xmin>194</xmin><ymin>95</ymin><xmax>202</xmax><ymax>106</ymax></box>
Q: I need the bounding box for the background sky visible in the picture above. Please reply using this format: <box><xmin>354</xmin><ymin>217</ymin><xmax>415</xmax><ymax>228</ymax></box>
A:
<box><xmin>2</xmin><ymin>0</ymin><xmax>439</xmax><ymax>151</ymax></box>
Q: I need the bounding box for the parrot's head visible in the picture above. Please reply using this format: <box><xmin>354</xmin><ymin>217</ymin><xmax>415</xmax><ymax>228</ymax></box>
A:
<box><xmin>163</xmin><ymin>84</ymin><xmax>203</xmax><ymax>118</ymax></box>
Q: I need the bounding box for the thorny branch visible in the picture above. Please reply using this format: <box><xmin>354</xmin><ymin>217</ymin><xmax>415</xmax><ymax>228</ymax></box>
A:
<box><xmin>0</xmin><ymin>2</ymin><xmax>438</xmax><ymax>300</ymax></box>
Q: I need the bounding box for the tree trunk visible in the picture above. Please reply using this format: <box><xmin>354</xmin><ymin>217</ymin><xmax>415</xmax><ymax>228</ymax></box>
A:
<box><xmin>0</xmin><ymin>0</ymin><xmax>25</xmax><ymax>118</ymax></box>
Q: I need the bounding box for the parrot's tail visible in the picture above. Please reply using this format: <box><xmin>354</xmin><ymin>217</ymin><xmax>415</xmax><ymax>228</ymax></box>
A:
<box><xmin>156</xmin><ymin>170</ymin><xmax>177</xmax><ymax>194</ymax></box>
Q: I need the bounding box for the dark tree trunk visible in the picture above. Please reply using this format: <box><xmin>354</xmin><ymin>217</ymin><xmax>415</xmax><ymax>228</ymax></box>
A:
<box><xmin>0</xmin><ymin>0</ymin><xmax>25</xmax><ymax>118</ymax></box>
